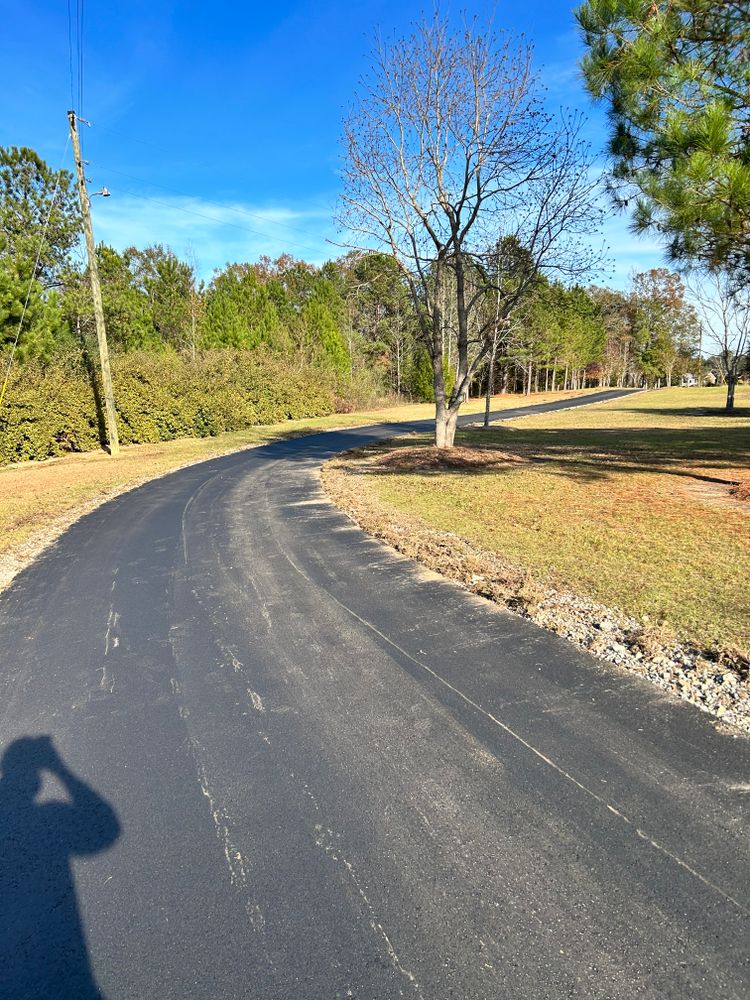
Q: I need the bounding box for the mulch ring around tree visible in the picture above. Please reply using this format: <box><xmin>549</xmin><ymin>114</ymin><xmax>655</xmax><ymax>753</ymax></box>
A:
<box><xmin>365</xmin><ymin>445</ymin><xmax>527</xmax><ymax>474</ymax></box>
<box><xmin>730</xmin><ymin>478</ymin><xmax>750</xmax><ymax>503</ymax></box>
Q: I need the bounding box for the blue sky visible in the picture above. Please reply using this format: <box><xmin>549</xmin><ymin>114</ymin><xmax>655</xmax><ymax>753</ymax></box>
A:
<box><xmin>2</xmin><ymin>0</ymin><xmax>665</xmax><ymax>285</ymax></box>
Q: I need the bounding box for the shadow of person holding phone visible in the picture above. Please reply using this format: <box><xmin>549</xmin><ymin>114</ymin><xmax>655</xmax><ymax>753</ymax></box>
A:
<box><xmin>0</xmin><ymin>736</ymin><xmax>121</xmax><ymax>999</ymax></box>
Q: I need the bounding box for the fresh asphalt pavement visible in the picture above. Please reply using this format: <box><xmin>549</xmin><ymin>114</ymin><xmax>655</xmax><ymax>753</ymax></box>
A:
<box><xmin>0</xmin><ymin>389</ymin><xmax>747</xmax><ymax>999</ymax></box>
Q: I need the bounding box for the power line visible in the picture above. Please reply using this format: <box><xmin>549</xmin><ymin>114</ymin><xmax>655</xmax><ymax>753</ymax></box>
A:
<box><xmin>86</xmin><ymin>121</ymin><xmax>184</xmax><ymax>157</ymax></box>
<box><xmin>77</xmin><ymin>0</ymin><xmax>84</xmax><ymax>117</ymax></box>
<box><xmin>66</xmin><ymin>0</ymin><xmax>84</xmax><ymax>116</ymax></box>
<box><xmin>66</xmin><ymin>0</ymin><xmax>75</xmax><ymax>109</ymax></box>
<box><xmin>0</xmin><ymin>137</ymin><xmax>71</xmax><ymax>410</ymax></box>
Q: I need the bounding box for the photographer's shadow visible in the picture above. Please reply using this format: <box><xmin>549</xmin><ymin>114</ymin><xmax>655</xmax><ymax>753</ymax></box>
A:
<box><xmin>0</xmin><ymin>736</ymin><xmax>120</xmax><ymax>999</ymax></box>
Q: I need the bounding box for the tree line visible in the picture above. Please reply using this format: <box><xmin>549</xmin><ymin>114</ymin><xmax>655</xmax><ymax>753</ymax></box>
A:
<box><xmin>0</xmin><ymin>147</ymin><xmax>716</xmax><ymax>409</ymax></box>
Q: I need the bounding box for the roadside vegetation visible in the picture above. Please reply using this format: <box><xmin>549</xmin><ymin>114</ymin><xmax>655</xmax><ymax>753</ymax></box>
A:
<box><xmin>2</xmin><ymin>125</ymin><xmax>741</xmax><ymax>465</ymax></box>
<box><xmin>324</xmin><ymin>387</ymin><xmax>750</xmax><ymax>661</ymax></box>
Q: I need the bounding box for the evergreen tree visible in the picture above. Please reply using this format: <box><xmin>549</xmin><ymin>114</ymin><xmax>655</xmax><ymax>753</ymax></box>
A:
<box><xmin>63</xmin><ymin>246</ymin><xmax>157</xmax><ymax>353</ymax></box>
<box><xmin>0</xmin><ymin>146</ymin><xmax>79</xmax><ymax>354</ymax></box>
<box><xmin>126</xmin><ymin>245</ymin><xmax>196</xmax><ymax>352</ymax></box>
<box><xmin>0</xmin><ymin>265</ymin><xmax>65</xmax><ymax>361</ymax></box>
<box><xmin>577</xmin><ymin>1</ymin><xmax>750</xmax><ymax>281</ymax></box>
<box><xmin>200</xmin><ymin>264</ymin><xmax>286</xmax><ymax>351</ymax></box>
<box><xmin>300</xmin><ymin>298</ymin><xmax>350</xmax><ymax>377</ymax></box>
<box><xmin>0</xmin><ymin>146</ymin><xmax>80</xmax><ymax>284</ymax></box>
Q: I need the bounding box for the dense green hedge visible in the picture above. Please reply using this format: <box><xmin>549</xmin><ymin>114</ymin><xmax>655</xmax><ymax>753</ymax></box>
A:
<box><xmin>0</xmin><ymin>350</ymin><xmax>335</xmax><ymax>465</ymax></box>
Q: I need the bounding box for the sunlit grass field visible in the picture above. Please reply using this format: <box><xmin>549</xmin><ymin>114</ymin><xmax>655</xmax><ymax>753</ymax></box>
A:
<box><xmin>347</xmin><ymin>387</ymin><xmax>750</xmax><ymax>654</ymax></box>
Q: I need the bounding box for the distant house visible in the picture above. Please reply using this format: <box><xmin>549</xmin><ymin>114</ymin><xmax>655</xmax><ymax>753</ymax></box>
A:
<box><xmin>681</xmin><ymin>373</ymin><xmax>697</xmax><ymax>387</ymax></box>
<box><xmin>703</xmin><ymin>371</ymin><xmax>718</xmax><ymax>386</ymax></box>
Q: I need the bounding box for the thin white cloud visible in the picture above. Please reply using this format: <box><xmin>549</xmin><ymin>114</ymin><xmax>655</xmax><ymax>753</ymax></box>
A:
<box><xmin>88</xmin><ymin>185</ymin><xmax>670</xmax><ymax>292</ymax></box>
<box><xmin>90</xmin><ymin>192</ymin><xmax>338</xmax><ymax>280</ymax></box>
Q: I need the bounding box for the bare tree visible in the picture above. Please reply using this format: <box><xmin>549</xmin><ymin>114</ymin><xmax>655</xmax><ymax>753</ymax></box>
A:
<box><xmin>339</xmin><ymin>13</ymin><xmax>606</xmax><ymax>446</ymax></box>
<box><xmin>688</xmin><ymin>272</ymin><xmax>749</xmax><ymax>411</ymax></box>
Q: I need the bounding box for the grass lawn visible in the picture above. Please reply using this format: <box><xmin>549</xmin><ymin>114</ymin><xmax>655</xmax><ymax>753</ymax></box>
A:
<box><xmin>0</xmin><ymin>388</ymin><xmax>593</xmax><ymax>588</ymax></box>
<box><xmin>337</xmin><ymin>387</ymin><xmax>750</xmax><ymax>657</ymax></box>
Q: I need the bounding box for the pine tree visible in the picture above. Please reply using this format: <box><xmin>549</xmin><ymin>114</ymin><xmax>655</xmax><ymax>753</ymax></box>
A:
<box><xmin>576</xmin><ymin>1</ymin><xmax>750</xmax><ymax>282</ymax></box>
<box><xmin>200</xmin><ymin>265</ymin><xmax>286</xmax><ymax>351</ymax></box>
<box><xmin>0</xmin><ymin>146</ymin><xmax>79</xmax><ymax>353</ymax></box>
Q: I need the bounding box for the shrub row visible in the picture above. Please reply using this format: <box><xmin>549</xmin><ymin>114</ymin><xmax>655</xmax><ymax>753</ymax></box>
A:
<box><xmin>0</xmin><ymin>350</ymin><xmax>336</xmax><ymax>465</ymax></box>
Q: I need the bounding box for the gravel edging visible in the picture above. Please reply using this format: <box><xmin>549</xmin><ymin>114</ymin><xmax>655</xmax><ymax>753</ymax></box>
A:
<box><xmin>321</xmin><ymin>451</ymin><xmax>750</xmax><ymax>738</ymax></box>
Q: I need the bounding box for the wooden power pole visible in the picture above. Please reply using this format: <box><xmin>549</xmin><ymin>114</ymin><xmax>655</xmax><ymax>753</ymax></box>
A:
<box><xmin>68</xmin><ymin>110</ymin><xmax>120</xmax><ymax>455</ymax></box>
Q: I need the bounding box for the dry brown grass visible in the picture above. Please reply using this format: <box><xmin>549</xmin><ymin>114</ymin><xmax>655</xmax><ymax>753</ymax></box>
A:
<box><xmin>324</xmin><ymin>387</ymin><xmax>750</xmax><ymax>657</ymax></box>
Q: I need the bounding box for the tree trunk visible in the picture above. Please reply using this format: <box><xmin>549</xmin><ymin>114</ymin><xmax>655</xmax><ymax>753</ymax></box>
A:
<box><xmin>435</xmin><ymin>406</ymin><xmax>458</xmax><ymax>447</ymax></box>
<box><xmin>484</xmin><ymin>331</ymin><xmax>498</xmax><ymax>427</ymax></box>
<box><xmin>431</xmin><ymin>302</ymin><xmax>456</xmax><ymax>448</ymax></box>
<box><xmin>726</xmin><ymin>373</ymin><xmax>737</xmax><ymax>411</ymax></box>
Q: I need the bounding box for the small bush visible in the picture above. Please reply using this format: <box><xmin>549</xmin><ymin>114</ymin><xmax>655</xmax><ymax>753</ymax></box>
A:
<box><xmin>0</xmin><ymin>358</ymin><xmax>100</xmax><ymax>463</ymax></box>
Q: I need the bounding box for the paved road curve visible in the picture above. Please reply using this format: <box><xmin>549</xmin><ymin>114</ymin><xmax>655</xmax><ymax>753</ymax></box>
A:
<box><xmin>0</xmin><ymin>389</ymin><xmax>748</xmax><ymax>999</ymax></box>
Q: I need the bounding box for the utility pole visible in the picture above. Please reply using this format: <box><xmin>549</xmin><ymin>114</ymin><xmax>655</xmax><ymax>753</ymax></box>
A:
<box><xmin>68</xmin><ymin>110</ymin><xmax>120</xmax><ymax>455</ymax></box>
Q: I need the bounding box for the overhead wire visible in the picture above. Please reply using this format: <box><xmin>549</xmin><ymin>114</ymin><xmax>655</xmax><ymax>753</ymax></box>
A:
<box><xmin>77</xmin><ymin>0</ymin><xmax>84</xmax><ymax>117</ymax></box>
<box><xmin>66</xmin><ymin>0</ymin><xmax>84</xmax><ymax>119</ymax></box>
<box><xmin>66</xmin><ymin>0</ymin><xmax>75</xmax><ymax>109</ymax></box>
<box><xmin>0</xmin><ymin>138</ymin><xmax>72</xmax><ymax>410</ymax></box>
<box><xmin>67</xmin><ymin>0</ymin><xmax>84</xmax><ymax>115</ymax></box>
